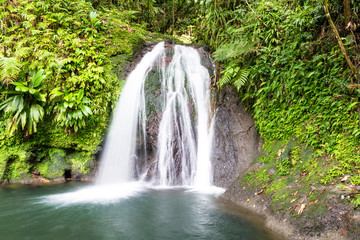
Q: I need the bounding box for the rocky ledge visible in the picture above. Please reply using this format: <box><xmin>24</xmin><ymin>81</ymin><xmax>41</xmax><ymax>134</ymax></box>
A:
<box><xmin>214</xmin><ymin>88</ymin><xmax>360</xmax><ymax>240</ymax></box>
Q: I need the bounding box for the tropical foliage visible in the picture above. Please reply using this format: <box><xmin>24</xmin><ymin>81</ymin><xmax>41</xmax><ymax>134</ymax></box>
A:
<box><xmin>0</xmin><ymin>69</ymin><xmax>46</xmax><ymax>136</ymax></box>
<box><xmin>0</xmin><ymin>0</ymin><xmax>161</xmax><ymax>136</ymax></box>
<box><xmin>195</xmin><ymin>0</ymin><xmax>360</xmax><ymax>208</ymax></box>
<box><xmin>0</xmin><ymin>0</ymin><xmax>165</xmax><ymax>182</ymax></box>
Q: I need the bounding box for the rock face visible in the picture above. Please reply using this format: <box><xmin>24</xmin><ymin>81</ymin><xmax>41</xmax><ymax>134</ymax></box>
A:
<box><xmin>211</xmin><ymin>88</ymin><xmax>263</xmax><ymax>188</ymax></box>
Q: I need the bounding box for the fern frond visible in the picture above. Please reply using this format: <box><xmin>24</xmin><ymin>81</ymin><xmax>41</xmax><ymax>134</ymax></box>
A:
<box><xmin>218</xmin><ymin>60</ymin><xmax>249</xmax><ymax>91</ymax></box>
<box><xmin>233</xmin><ymin>69</ymin><xmax>250</xmax><ymax>91</ymax></box>
<box><xmin>213</xmin><ymin>40</ymin><xmax>258</xmax><ymax>62</ymax></box>
<box><xmin>0</xmin><ymin>57</ymin><xmax>21</xmax><ymax>85</ymax></box>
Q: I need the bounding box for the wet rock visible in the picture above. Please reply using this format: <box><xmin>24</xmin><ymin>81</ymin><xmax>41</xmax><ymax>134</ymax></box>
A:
<box><xmin>211</xmin><ymin>88</ymin><xmax>262</xmax><ymax>188</ymax></box>
<box><xmin>146</xmin><ymin>112</ymin><xmax>162</xmax><ymax>148</ymax></box>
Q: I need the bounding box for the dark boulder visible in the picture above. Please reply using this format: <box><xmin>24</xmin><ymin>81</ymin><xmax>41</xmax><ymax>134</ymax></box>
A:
<box><xmin>211</xmin><ymin>88</ymin><xmax>263</xmax><ymax>188</ymax></box>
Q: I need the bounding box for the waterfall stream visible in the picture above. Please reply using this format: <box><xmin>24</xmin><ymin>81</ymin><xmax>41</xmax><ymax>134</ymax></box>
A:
<box><xmin>97</xmin><ymin>42</ymin><xmax>215</xmax><ymax>188</ymax></box>
<box><xmin>44</xmin><ymin>42</ymin><xmax>222</xmax><ymax>205</ymax></box>
<box><xmin>96</xmin><ymin>42</ymin><xmax>166</xmax><ymax>185</ymax></box>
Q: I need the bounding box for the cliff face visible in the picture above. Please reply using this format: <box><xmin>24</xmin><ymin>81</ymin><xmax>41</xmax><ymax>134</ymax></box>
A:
<box><xmin>211</xmin><ymin>88</ymin><xmax>262</xmax><ymax>188</ymax></box>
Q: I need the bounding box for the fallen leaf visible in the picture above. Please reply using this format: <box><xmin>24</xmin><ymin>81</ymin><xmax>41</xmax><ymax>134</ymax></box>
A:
<box><xmin>290</xmin><ymin>198</ymin><xmax>297</xmax><ymax>203</ymax></box>
<box><xmin>341</xmin><ymin>175</ymin><xmax>350</xmax><ymax>182</ymax></box>
<box><xmin>246</xmin><ymin>199</ymin><xmax>250</xmax><ymax>203</ymax></box>
<box><xmin>297</xmin><ymin>204</ymin><xmax>306</xmax><ymax>215</ymax></box>
<box><xmin>257</xmin><ymin>189</ymin><xmax>264</xmax><ymax>195</ymax></box>
<box><xmin>328</xmin><ymin>206</ymin><xmax>333</xmax><ymax>210</ymax></box>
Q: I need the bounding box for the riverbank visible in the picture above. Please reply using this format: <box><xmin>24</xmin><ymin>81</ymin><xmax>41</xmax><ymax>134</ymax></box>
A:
<box><xmin>221</xmin><ymin>165</ymin><xmax>360</xmax><ymax>240</ymax></box>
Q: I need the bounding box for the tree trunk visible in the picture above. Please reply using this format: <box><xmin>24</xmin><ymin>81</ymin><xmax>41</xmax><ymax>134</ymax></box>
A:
<box><xmin>171</xmin><ymin>0</ymin><xmax>175</xmax><ymax>35</ymax></box>
<box><xmin>344</xmin><ymin>0</ymin><xmax>351</xmax><ymax>29</ymax></box>
<box><xmin>324</xmin><ymin>3</ymin><xmax>358</xmax><ymax>84</ymax></box>
<box><xmin>147</xmin><ymin>0</ymin><xmax>150</xmax><ymax>23</ymax></box>
<box><xmin>163</xmin><ymin>0</ymin><xmax>166</xmax><ymax>34</ymax></box>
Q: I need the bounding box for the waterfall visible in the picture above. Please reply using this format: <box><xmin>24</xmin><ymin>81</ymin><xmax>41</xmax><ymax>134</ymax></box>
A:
<box><xmin>97</xmin><ymin>42</ymin><xmax>215</xmax><ymax>188</ymax></box>
<box><xmin>96</xmin><ymin>42</ymin><xmax>166</xmax><ymax>185</ymax></box>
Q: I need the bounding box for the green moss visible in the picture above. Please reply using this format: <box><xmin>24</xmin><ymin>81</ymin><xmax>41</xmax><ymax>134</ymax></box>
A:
<box><xmin>7</xmin><ymin>160</ymin><xmax>31</xmax><ymax>182</ymax></box>
<box><xmin>0</xmin><ymin>145</ymin><xmax>32</xmax><ymax>182</ymax></box>
<box><xmin>37</xmin><ymin>148</ymin><xmax>68</xmax><ymax>179</ymax></box>
<box><xmin>0</xmin><ymin>151</ymin><xmax>8</xmax><ymax>181</ymax></box>
<box><xmin>67</xmin><ymin>152</ymin><xmax>94</xmax><ymax>175</ymax></box>
<box><xmin>244</xmin><ymin>139</ymin><xmax>329</xmax><ymax>211</ymax></box>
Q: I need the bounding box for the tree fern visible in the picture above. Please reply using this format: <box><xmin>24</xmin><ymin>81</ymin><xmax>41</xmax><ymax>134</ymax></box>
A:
<box><xmin>0</xmin><ymin>57</ymin><xmax>21</xmax><ymax>85</ymax></box>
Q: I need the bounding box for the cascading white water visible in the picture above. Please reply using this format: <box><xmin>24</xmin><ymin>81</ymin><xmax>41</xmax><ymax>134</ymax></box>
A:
<box><xmin>97</xmin><ymin>42</ymin><xmax>215</xmax><ymax>188</ymax></box>
<box><xmin>155</xmin><ymin>45</ymin><xmax>212</xmax><ymax>186</ymax></box>
<box><xmin>96</xmin><ymin>42</ymin><xmax>165</xmax><ymax>185</ymax></box>
<box><xmin>43</xmin><ymin>42</ymin><xmax>223</xmax><ymax>206</ymax></box>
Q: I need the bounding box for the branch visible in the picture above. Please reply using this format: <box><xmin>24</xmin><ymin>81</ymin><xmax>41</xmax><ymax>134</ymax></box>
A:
<box><xmin>245</xmin><ymin>0</ymin><xmax>261</xmax><ymax>22</ymax></box>
<box><xmin>323</xmin><ymin>3</ymin><xmax>359</xmax><ymax>84</ymax></box>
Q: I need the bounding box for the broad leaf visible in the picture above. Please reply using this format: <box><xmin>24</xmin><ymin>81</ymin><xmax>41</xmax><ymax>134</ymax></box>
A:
<box><xmin>32</xmin><ymin>69</ymin><xmax>45</xmax><ymax>88</ymax></box>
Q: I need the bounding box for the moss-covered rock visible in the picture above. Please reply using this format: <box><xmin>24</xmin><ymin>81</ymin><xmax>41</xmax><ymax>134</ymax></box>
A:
<box><xmin>37</xmin><ymin>149</ymin><xmax>68</xmax><ymax>179</ymax></box>
<box><xmin>0</xmin><ymin>152</ymin><xmax>7</xmax><ymax>181</ymax></box>
<box><xmin>7</xmin><ymin>159</ymin><xmax>31</xmax><ymax>182</ymax></box>
<box><xmin>0</xmin><ymin>146</ymin><xmax>32</xmax><ymax>182</ymax></box>
<box><xmin>67</xmin><ymin>151</ymin><xmax>95</xmax><ymax>181</ymax></box>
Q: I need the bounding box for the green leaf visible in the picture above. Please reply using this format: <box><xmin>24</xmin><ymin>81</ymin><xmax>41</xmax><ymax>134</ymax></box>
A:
<box><xmin>33</xmin><ymin>91</ymin><xmax>47</xmax><ymax>102</ymax></box>
<box><xmin>32</xmin><ymin>69</ymin><xmax>45</xmax><ymax>88</ymax></box>
<box><xmin>50</xmin><ymin>88</ymin><xmax>63</xmax><ymax>100</ymax></box>
<box><xmin>0</xmin><ymin>97</ymin><xmax>14</xmax><ymax>111</ymax></box>
<box><xmin>80</xmin><ymin>105</ymin><xmax>92</xmax><ymax>116</ymax></box>
<box><xmin>11</xmin><ymin>95</ymin><xmax>24</xmax><ymax>113</ymax></box>
<box><xmin>30</xmin><ymin>104</ymin><xmax>44</xmax><ymax>123</ymax></box>
<box><xmin>29</xmin><ymin>89</ymin><xmax>38</xmax><ymax>95</ymax></box>
<box><xmin>90</xmin><ymin>11</ymin><xmax>97</xmax><ymax>22</ymax></box>
<box><xmin>15</xmin><ymin>85</ymin><xmax>30</xmax><ymax>93</ymax></box>
<box><xmin>77</xmin><ymin>89</ymin><xmax>84</xmax><ymax>103</ymax></box>
<box><xmin>20</xmin><ymin>112</ymin><xmax>27</xmax><ymax>130</ymax></box>
<box><xmin>347</xmin><ymin>102</ymin><xmax>358</xmax><ymax>111</ymax></box>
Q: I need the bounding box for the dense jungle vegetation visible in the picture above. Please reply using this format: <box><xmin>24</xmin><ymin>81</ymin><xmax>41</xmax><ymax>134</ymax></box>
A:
<box><xmin>1</xmin><ymin>0</ymin><xmax>360</xmax><ymax>212</ymax></box>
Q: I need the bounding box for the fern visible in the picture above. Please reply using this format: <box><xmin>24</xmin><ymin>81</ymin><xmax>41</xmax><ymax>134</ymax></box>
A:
<box><xmin>218</xmin><ymin>60</ymin><xmax>250</xmax><ymax>91</ymax></box>
<box><xmin>213</xmin><ymin>40</ymin><xmax>258</xmax><ymax>62</ymax></box>
<box><xmin>0</xmin><ymin>57</ymin><xmax>21</xmax><ymax>85</ymax></box>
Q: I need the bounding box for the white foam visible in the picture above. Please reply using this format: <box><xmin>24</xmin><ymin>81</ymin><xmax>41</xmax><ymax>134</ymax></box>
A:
<box><xmin>186</xmin><ymin>186</ymin><xmax>225</xmax><ymax>196</ymax></box>
<box><xmin>41</xmin><ymin>182</ymin><xmax>146</xmax><ymax>205</ymax></box>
